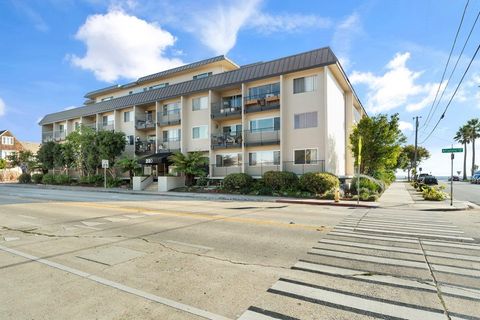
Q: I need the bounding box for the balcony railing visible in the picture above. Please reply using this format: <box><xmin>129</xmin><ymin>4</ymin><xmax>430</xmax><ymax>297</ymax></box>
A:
<box><xmin>158</xmin><ymin>139</ymin><xmax>181</xmax><ymax>152</ymax></box>
<box><xmin>99</xmin><ymin>121</ymin><xmax>114</xmax><ymax>131</ymax></box>
<box><xmin>82</xmin><ymin>123</ymin><xmax>97</xmax><ymax>131</ymax></box>
<box><xmin>210</xmin><ymin>164</ymin><xmax>242</xmax><ymax>177</ymax></box>
<box><xmin>211</xmin><ymin>133</ymin><xmax>242</xmax><ymax>149</ymax></box>
<box><xmin>244</xmin><ymin>91</ymin><xmax>280</xmax><ymax>113</ymax></box>
<box><xmin>244</xmin><ymin>128</ymin><xmax>280</xmax><ymax>146</ymax></box>
<box><xmin>158</xmin><ymin>111</ymin><xmax>181</xmax><ymax>126</ymax></box>
<box><xmin>136</xmin><ymin>115</ymin><xmax>156</xmax><ymax>130</ymax></box>
<box><xmin>282</xmin><ymin>160</ymin><xmax>325</xmax><ymax>175</ymax></box>
<box><xmin>246</xmin><ymin>162</ymin><xmax>281</xmax><ymax>177</ymax></box>
<box><xmin>135</xmin><ymin>140</ymin><xmax>156</xmax><ymax>156</ymax></box>
<box><xmin>42</xmin><ymin>131</ymin><xmax>54</xmax><ymax>143</ymax></box>
<box><xmin>53</xmin><ymin>130</ymin><xmax>66</xmax><ymax>141</ymax></box>
<box><xmin>211</xmin><ymin>101</ymin><xmax>242</xmax><ymax>119</ymax></box>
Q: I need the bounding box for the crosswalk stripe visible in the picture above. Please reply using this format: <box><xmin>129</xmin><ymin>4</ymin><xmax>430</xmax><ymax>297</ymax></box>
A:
<box><xmin>440</xmin><ymin>284</ymin><xmax>480</xmax><ymax>301</ymax></box>
<box><xmin>318</xmin><ymin>238</ymin><xmax>422</xmax><ymax>254</ymax></box>
<box><xmin>431</xmin><ymin>264</ymin><xmax>480</xmax><ymax>277</ymax></box>
<box><xmin>309</xmin><ymin>248</ymin><xmax>428</xmax><ymax>269</ymax></box>
<box><xmin>339</xmin><ymin>222</ymin><xmax>464</xmax><ymax>234</ymax></box>
<box><xmin>425</xmin><ymin>250</ymin><xmax>480</xmax><ymax>262</ymax></box>
<box><xmin>421</xmin><ymin>240</ymin><xmax>480</xmax><ymax>251</ymax></box>
<box><xmin>342</xmin><ymin>218</ymin><xmax>456</xmax><ymax>228</ymax></box>
<box><xmin>327</xmin><ymin>231</ymin><xmax>419</xmax><ymax>243</ymax></box>
<box><xmin>238</xmin><ymin>307</ymin><xmax>299</xmax><ymax>320</ymax></box>
<box><xmin>269</xmin><ymin>279</ymin><xmax>447</xmax><ymax>320</ymax></box>
<box><xmin>335</xmin><ymin>226</ymin><xmax>475</xmax><ymax>241</ymax></box>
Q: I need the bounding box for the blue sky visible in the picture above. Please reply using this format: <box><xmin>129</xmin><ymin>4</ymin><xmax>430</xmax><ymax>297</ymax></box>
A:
<box><xmin>0</xmin><ymin>0</ymin><xmax>479</xmax><ymax>175</ymax></box>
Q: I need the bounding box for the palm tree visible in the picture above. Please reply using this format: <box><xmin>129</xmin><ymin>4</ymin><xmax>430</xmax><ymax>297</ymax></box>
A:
<box><xmin>466</xmin><ymin>118</ymin><xmax>480</xmax><ymax>177</ymax></box>
<box><xmin>115</xmin><ymin>157</ymin><xmax>140</xmax><ymax>186</ymax></box>
<box><xmin>454</xmin><ymin>125</ymin><xmax>471</xmax><ymax>181</ymax></box>
<box><xmin>168</xmin><ymin>151</ymin><xmax>209</xmax><ymax>186</ymax></box>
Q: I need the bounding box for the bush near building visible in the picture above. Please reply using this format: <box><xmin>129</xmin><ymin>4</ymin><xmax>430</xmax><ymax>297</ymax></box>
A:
<box><xmin>18</xmin><ymin>173</ymin><xmax>31</xmax><ymax>184</ymax></box>
<box><xmin>262</xmin><ymin>171</ymin><xmax>298</xmax><ymax>192</ymax></box>
<box><xmin>31</xmin><ymin>173</ymin><xmax>44</xmax><ymax>184</ymax></box>
<box><xmin>222</xmin><ymin>173</ymin><xmax>253</xmax><ymax>193</ymax></box>
<box><xmin>298</xmin><ymin>172</ymin><xmax>339</xmax><ymax>195</ymax></box>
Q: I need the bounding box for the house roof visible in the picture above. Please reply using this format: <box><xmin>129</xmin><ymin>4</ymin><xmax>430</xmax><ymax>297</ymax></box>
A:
<box><xmin>40</xmin><ymin>47</ymin><xmax>339</xmax><ymax>125</ymax></box>
<box><xmin>84</xmin><ymin>55</ymin><xmax>236</xmax><ymax>99</ymax></box>
<box><xmin>0</xmin><ymin>130</ymin><xmax>6</xmax><ymax>136</ymax></box>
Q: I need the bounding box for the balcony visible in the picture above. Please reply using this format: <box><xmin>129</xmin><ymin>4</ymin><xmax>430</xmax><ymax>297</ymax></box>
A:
<box><xmin>158</xmin><ymin>111</ymin><xmax>181</xmax><ymax>126</ymax></box>
<box><xmin>99</xmin><ymin>120</ymin><xmax>114</xmax><ymax>131</ymax></box>
<box><xmin>53</xmin><ymin>130</ymin><xmax>66</xmax><ymax>141</ymax></box>
<box><xmin>210</xmin><ymin>164</ymin><xmax>242</xmax><ymax>177</ymax></box>
<box><xmin>244</xmin><ymin>128</ymin><xmax>280</xmax><ymax>146</ymax></box>
<box><xmin>135</xmin><ymin>140</ymin><xmax>156</xmax><ymax>156</ymax></box>
<box><xmin>211</xmin><ymin>133</ymin><xmax>242</xmax><ymax>150</ymax></box>
<box><xmin>244</xmin><ymin>91</ymin><xmax>280</xmax><ymax>113</ymax></box>
<box><xmin>136</xmin><ymin>115</ymin><xmax>156</xmax><ymax>130</ymax></box>
<box><xmin>82</xmin><ymin>123</ymin><xmax>97</xmax><ymax>131</ymax></box>
<box><xmin>158</xmin><ymin>139</ymin><xmax>181</xmax><ymax>152</ymax></box>
<box><xmin>246</xmin><ymin>162</ymin><xmax>281</xmax><ymax>177</ymax></box>
<box><xmin>211</xmin><ymin>101</ymin><xmax>242</xmax><ymax>120</ymax></box>
<box><xmin>282</xmin><ymin>160</ymin><xmax>325</xmax><ymax>175</ymax></box>
<box><xmin>42</xmin><ymin>131</ymin><xmax>54</xmax><ymax>143</ymax></box>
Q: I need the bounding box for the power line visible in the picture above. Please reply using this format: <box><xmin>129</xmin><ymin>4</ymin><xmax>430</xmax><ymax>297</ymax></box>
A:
<box><xmin>420</xmin><ymin>44</ymin><xmax>480</xmax><ymax>144</ymax></box>
<box><xmin>422</xmin><ymin>0</ymin><xmax>470</xmax><ymax>129</ymax></box>
<box><xmin>424</xmin><ymin>7</ymin><xmax>479</xmax><ymax>131</ymax></box>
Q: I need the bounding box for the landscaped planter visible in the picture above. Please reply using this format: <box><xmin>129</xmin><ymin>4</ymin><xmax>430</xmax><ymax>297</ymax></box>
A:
<box><xmin>158</xmin><ymin>176</ymin><xmax>185</xmax><ymax>192</ymax></box>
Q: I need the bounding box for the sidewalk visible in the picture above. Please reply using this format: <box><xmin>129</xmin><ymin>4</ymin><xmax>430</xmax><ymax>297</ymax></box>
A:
<box><xmin>380</xmin><ymin>181</ymin><xmax>475</xmax><ymax>211</ymax></box>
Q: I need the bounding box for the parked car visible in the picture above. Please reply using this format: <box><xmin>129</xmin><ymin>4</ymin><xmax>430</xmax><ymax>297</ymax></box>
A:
<box><xmin>448</xmin><ymin>176</ymin><xmax>460</xmax><ymax>181</ymax></box>
<box><xmin>472</xmin><ymin>174</ymin><xmax>480</xmax><ymax>184</ymax></box>
<box><xmin>415</xmin><ymin>173</ymin><xmax>429</xmax><ymax>182</ymax></box>
<box><xmin>418</xmin><ymin>175</ymin><xmax>438</xmax><ymax>185</ymax></box>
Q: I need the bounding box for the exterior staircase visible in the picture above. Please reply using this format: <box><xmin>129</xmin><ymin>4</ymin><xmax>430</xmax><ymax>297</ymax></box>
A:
<box><xmin>144</xmin><ymin>180</ymin><xmax>158</xmax><ymax>192</ymax></box>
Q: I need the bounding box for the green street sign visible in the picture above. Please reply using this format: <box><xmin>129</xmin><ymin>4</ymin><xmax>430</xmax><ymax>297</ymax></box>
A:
<box><xmin>442</xmin><ymin>148</ymin><xmax>463</xmax><ymax>153</ymax></box>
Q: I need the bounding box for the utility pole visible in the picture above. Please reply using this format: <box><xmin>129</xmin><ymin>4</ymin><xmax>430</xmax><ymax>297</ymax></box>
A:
<box><xmin>413</xmin><ymin>116</ymin><xmax>421</xmax><ymax>180</ymax></box>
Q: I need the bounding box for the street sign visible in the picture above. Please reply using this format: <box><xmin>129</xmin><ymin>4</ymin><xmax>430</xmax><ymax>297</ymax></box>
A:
<box><xmin>442</xmin><ymin>148</ymin><xmax>463</xmax><ymax>153</ymax></box>
<box><xmin>101</xmin><ymin>159</ymin><xmax>109</xmax><ymax>168</ymax></box>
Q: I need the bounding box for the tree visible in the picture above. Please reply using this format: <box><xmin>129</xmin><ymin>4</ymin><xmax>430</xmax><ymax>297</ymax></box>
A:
<box><xmin>96</xmin><ymin>130</ymin><xmax>126</xmax><ymax>166</ymax></box>
<box><xmin>466</xmin><ymin>118</ymin><xmax>480</xmax><ymax>177</ymax></box>
<box><xmin>350</xmin><ymin>113</ymin><xmax>406</xmax><ymax>176</ymax></box>
<box><xmin>6</xmin><ymin>150</ymin><xmax>36</xmax><ymax>173</ymax></box>
<box><xmin>454</xmin><ymin>125</ymin><xmax>471</xmax><ymax>181</ymax></box>
<box><xmin>168</xmin><ymin>151</ymin><xmax>209</xmax><ymax>186</ymax></box>
<box><xmin>398</xmin><ymin>145</ymin><xmax>430</xmax><ymax>181</ymax></box>
<box><xmin>115</xmin><ymin>157</ymin><xmax>140</xmax><ymax>185</ymax></box>
<box><xmin>66</xmin><ymin>126</ymin><xmax>98</xmax><ymax>176</ymax></box>
<box><xmin>37</xmin><ymin>141</ymin><xmax>56</xmax><ymax>172</ymax></box>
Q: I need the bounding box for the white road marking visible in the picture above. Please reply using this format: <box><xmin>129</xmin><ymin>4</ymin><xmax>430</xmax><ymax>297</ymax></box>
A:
<box><xmin>74</xmin><ymin>225</ymin><xmax>101</xmax><ymax>231</ymax></box>
<box><xmin>271</xmin><ymin>280</ymin><xmax>446</xmax><ymax>320</ymax></box>
<box><xmin>335</xmin><ymin>226</ymin><xmax>474</xmax><ymax>241</ymax></box>
<box><xmin>3</xmin><ymin>237</ymin><xmax>19</xmax><ymax>242</ymax></box>
<box><xmin>0</xmin><ymin>244</ymin><xmax>231</xmax><ymax>320</ymax></box>
<box><xmin>238</xmin><ymin>310</ymin><xmax>279</xmax><ymax>320</ymax></box>
<box><xmin>421</xmin><ymin>240</ymin><xmax>480</xmax><ymax>251</ymax></box>
<box><xmin>293</xmin><ymin>261</ymin><xmax>436</xmax><ymax>291</ymax></box>
<box><xmin>309</xmin><ymin>248</ymin><xmax>428</xmax><ymax>269</ymax></box>
<box><xmin>440</xmin><ymin>284</ymin><xmax>480</xmax><ymax>301</ymax></box>
<box><xmin>431</xmin><ymin>264</ymin><xmax>480</xmax><ymax>277</ymax></box>
<box><xmin>18</xmin><ymin>215</ymin><xmax>37</xmax><ymax>219</ymax></box>
<box><xmin>103</xmin><ymin>217</ymin><xmax>128</xmax><ymax>222</ymax></box>
<box><xmin>123</xmin><ymin>214</ymin><xmax>144</xmax><ymax>219</ymax></box>
<box><xmin>339</xmin><ymin>222</ymin><xmax>463</xmax><ymax>234</ymax></box>
<box><xmin>81</xmin><ymin>221</ymin><xmax>105</xmax><ymax>227</ymax></box>
<box><xmin>164</xmin><ymin>240</ymin><xmax>213</xmax><ymax>251</ymax></box>
<box><xmin>342</xmin><ymin>218</ymin><xmax>455</xmax><ymax>228</ymax></box>
<box><xmin>63</xmin><ymin>227</ymin><xmax>78</xmax><ymax>231</ymax></box>
<box><xmin>425</xmin><ymin>250</ymin><xmax>480</xmax><ymax>262</ymax></box>
<box><xmin>318</xmin><ymin>239</ymin><xmax>423</xmax><ymax>254</ymax></box>
<box><xmin>328</xmin><ymin>231</ymin><xmax>419</xmax><ymax>243</ymax></box>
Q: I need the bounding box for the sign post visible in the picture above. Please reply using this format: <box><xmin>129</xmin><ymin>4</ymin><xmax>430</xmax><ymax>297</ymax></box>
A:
<box><xmin>357</xmin><ymin>136</ymin><xmax>362</xmax><ymax>205</ymax></box>
<box><xmin>101</xmin><ymin>160</ymin><xmax>109</xmax><ymax>189</ymax></box>
<box><xmin>441</xmin><ymin>148</ymin><xmax>463</xmax><ymax>206</ymax></box>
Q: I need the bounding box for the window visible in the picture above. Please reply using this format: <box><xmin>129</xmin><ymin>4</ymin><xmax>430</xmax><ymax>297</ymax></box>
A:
<box><xmin>249</xmin><ymin>117</ymin><xmax>280</xmax><ymax>132</ymax></box>
<box><xmin>222</xmin><ymin>95</ymin><xmax>242</xmax><ymax>109</ymax></box>
<box><xmin>101</xmin><ymin>96</ymin><xmax>114</xmax><ymax>101</ymax></box>
<box><xmin>102</xmin><ymin>115</ymin><xmax>113</xmax><ymax>126</ymax></box>
<box><xmin>74</xmin><ymin>122</ymin><xmax>80</xmax><ymax>130</ymax></box>
<box><xmin>145</xmin><ymin>110</ymin><xmax>153</xmax><ymax>121</ymax></box>
<box><xmin>192</xmin><ymin>96</ymin><xmax>208</xmax><ymax>111</ymax></box>
<box><xmin>248</xmin><ymin>83</ymin><xmax>280</xmax><ymax>99</ymax></box>
<box><xmin>192</xmin><ymin>125</ymin><xmax>208</xmax><ymax>139</ymax></box>
<box><xmin>294</xmin><ymin>149</ymin><xmax>317</xmax><ymax>164</ymax></box>
<box><xmin>124</xmin><ymin>111</ymin><xmax>133</xmax><ymax>122</ymax></box>
<box><xmin>193</xmin><ymin>72</ymin><xmax>212</xmax><ymax>80</ymax></box>
<box><xmin>125</xmin><ymin>135</ymin><xmax>134</xmax><ymax>145</ymax></box>
<box><xmin>215</xmin><ymin>153</ymin><xmax>242</xmax><ymax>167</ymax></box>
<box><xmin>222</xmin><ymin>124</ymin><xmax>242</xmax><ymax>135</ymax></box>
<box><xmin>58</xmin><ymin>124</ymin><xmax>65</xmax><ymax>132</ymax></box>
<box><xmin>163</xmin><ymin>102</ymin><xmax>181</xmax><ymax>115</ymax></box>
<box><xmin>163</xmin><ymin>129</ymin><xmax>181</xmax><ymax>141</ymax></box>
<box><xmin>294</xmin><ymin>112</ymin><xmax>318</xmax><ymax>129</ymax></box>
<box><xmin>353</xmin><ymin>108</ymin><xmax>362</xmax><ymax>124</ymax></box>
<box><xmin>144</xmin><ymin>83</ymin><xmax>169</xmax><ymax>91</ymax></box>
<box><xmin>293</xmin><ymin>75</ymin><xmax>317</xmax><ymax>94</ymax></box>
<box><xmin>1</xmin><ymin>136</ymin><xmax>14</xmax><ymax>145</ymax></box>
<box><xmin>248</xmin><ymin>151</ymin><xmax>280</xmax><ymax>166</ymax></box>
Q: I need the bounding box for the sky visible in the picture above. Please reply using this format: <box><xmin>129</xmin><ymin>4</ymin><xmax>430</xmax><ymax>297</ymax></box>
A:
<box><xmin>0</xmin><ymin>0</ymin><xmax>479</xmax><ymax>176</ymax></box>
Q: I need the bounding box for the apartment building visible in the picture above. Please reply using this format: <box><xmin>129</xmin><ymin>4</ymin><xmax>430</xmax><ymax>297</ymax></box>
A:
<box><xmin>39</xmin><ymin>47</ymin><xmax>366</xmax><ymax>178</ymax></box>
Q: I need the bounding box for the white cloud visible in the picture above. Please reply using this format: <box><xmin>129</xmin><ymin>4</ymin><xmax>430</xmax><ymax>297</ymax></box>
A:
<box><xmin>250</xmin><ymin>13</ymin><xmax>331</xmax><ymax>35</ymax></box>
<box><xmin>405</xmin><ymin>82</ymin><xmax>443</xmax><ymax>112</ymax></box>
<box><xmin>332</xmin><ymin>13</ymin><xmax>362</xmax><ymax>69</ymax></box>
<box><xmin>12</xmin><ymin>2</ymin><xmax>49</xmax><ymax>32</ymax></box>
<box><xmin>398</xmin><ymin>121</ymin><xmax>413</xmax><ymax>132</ymax></box>
<box><xmin>0</xmin><ymin>98</ymin><xmax>5</xmax><ymax>117</ymax></box>
<box><xmin>69</xmin><ymin>10</ymin><xmax>183</xmax><ymax>82</ymax></box>
<box><xmin>63</xmin><ymin>106</ymin><xmax>77</xmax><ymax>111</ymax></box>
<box><xmin>350</xmin><ymin>52</ymin><xmax>438</xmax><ymax>113</ymax></box>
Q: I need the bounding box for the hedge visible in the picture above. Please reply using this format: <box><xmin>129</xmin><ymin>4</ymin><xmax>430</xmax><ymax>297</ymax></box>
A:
<box><xmin>223</xmin><ymin>173</ymin><xmax>253</xmax><ymax>192</ymax></box>
<box><xmin>18</xmin><ymin>173</ymin><xmax>31</xmax><ymax>184</ymax></box>
<box><xmin>299</xmin><ymin>172</ymin><xmax>339</xmax><ymax>195</ymax></box>
<box><xmin>262</xmin><ymin>171</ymin><xmax>298</xmax><ymax>191</ymax></box>
<box><xmin>31</xmin><ymin>173</ymin><xmax>44</xmax><ymax>184</ymax></box>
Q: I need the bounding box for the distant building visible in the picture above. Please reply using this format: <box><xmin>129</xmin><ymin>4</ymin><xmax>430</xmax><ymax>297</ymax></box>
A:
<box><xmin>39</xmin><ymin>47</ymin><xmax>366</xmax><ymax>178</ymax></box>
<box><xmin>19</xmin><ymin>141</ymin><xmax>40</xmax><ymax>155</ymax></box>
<box><xmin>0</xmin><ymin>130</ymin><xmax>23</xmax><ymax>159</ymax></box>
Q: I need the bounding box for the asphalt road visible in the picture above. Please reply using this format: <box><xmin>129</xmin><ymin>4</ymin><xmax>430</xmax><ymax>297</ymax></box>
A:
<box><xmin>0</xmin><ymin>184</ymin><xmax>479</xmax><ymax>319</ymax></box>
<box><xmin>440</xmin><ymin>181</ymin><xmax>480</xmax><ymax>206</ymax></box>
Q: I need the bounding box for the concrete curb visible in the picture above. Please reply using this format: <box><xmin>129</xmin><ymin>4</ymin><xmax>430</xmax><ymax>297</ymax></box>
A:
<box><xmin>276</xmin><ymin>199</ymin><xmax>378</xmax><ymax>208</ymax></box>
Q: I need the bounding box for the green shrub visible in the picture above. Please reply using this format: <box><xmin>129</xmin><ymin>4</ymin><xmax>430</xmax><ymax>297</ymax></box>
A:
<box><xmin>262</xmin><ymin>171</ymin><xmax>298</xmax><ymax>191</ymax></box>
<box><xmin>373</xmin><ymin>169</ymin><xmax>396</xmax><ymax>185</ymax></box>
<box><xmin>79</xmin><ymin>175</ymin><xmax>104</xmax><ymax>186</ymax></box>
<box><xmin>18</xmin><ymin>173</ymin><xmax>31</xmax><ymax>184</ymax></box>
<box><xmin>351</xmin><ymin>175</ymin><xmax>385</xmax><ymax>194</ymax></box>
<box><xmin>299</xmin><ymin>172</ymin><xmax>339</xmax><ymax>195</ymax></box>
<box><xmin>106</xmin><ymin>177</ymin><xmax>122</xmax><ymax>188</ymax></box>
<box><xmin>54</xmin><ymin>174</ymin><xmax>71</xmax><ymax>185</ymax></box>
<box><xmin>31</xmin><ymin>173</ymin><xmax>44</xmax><ymax>184</ymax></box>
<box><xmin>42</xmin><ymin>173</ymin><xmax>55</xmax><ymax>185</ymax></box>
<box><xmin>223</xmin><ymin>173</ymin><xmax>253</xmax><ymax>193</ymax></box>
<box><xmin>196</xmin><ymin>176</ymin><xmax>209</xmax><ymax>187</ymax></box>
<box><xmin>422</xmin><ymin>186</ymin><xmax>447</xmax><ymax>201</ymax></box>
<box><xmin>320</xmin><ymin>190</ymin><xmax>336</xmax><ymax>200</ymax></box>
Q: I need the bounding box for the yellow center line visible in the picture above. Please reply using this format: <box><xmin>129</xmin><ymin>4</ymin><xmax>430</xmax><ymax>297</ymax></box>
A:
<box><xmin>48</xmin><ymin>201</ymin><xmax>328</xmax><ymax>231</ymax></box>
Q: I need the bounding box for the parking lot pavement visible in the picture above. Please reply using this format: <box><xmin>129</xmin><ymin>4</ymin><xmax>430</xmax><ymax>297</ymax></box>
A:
<box><xmin>0</xmin><ymin>184</ymin><xmax>479</xmax><ymax>319</ymax></box>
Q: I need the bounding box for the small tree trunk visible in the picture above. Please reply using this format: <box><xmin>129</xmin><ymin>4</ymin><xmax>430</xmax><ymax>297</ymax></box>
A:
<box><xmin>407</xmin><ymin>169</ymin><xmax>411</xmax><ymax>182</ymax></box>
<box><xmin>472</xmin><ymin>138</ymin><xmax>476</xmax><ymax>177</ymax></box>
<box><xmin>463</xmin><ymin>143</ymin><xmax>468</xmax><ymax>181</ymax></box>
<box><xmin>185</xmin><ymin>174</ymin><xmax>194</xmax><ymax>187</ymax></box>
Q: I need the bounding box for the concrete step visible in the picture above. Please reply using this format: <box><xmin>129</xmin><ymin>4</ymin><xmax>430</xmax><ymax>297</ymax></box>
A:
<box><xmin>144</xmin><ymin>181</ymin><xmax>157</xmax><ymax>192</ymax></box>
